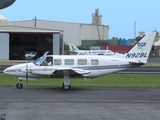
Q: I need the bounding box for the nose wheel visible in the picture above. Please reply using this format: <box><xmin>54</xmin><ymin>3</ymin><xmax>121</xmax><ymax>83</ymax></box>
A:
<box><xmin>16</xmin><ymin>83</ymin><xmax>23</xmax><ymax>89</ymax></box>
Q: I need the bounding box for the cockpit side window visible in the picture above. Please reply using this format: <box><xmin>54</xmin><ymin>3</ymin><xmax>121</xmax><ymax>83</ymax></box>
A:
<box><xmin>41</xmin><ymin>57</ymin><xmax>53</xmax><ymax>66</ymax></box>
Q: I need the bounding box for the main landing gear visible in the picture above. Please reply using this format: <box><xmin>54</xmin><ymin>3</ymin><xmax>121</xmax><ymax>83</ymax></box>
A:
<box><xmin>62</xmin><ymin>71</ymin><xmax>71</xmax><ymax>90</ymax></box>
<box><xmin>62</xmin><ymin>83</ymin><xmax>71</xmax><ymax>90</ymax></box>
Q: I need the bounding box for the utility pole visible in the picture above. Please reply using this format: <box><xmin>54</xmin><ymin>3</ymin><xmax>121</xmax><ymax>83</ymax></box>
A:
<box><xmin>34</xmin><ymin>16</ymin><xmax>37</xmax><ymax>28</ymax></box>
<box><xmin>134</xmin><ymin>21</ymin><xmax>136</xmax><ymax>39</ymax></box>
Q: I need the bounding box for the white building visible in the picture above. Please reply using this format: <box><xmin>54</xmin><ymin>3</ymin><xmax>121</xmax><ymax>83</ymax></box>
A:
<box><xmin>2</xmin><ymin>19</ymin><xmax>109</xmax><ymax>45</ymax></box>
<box><xmin>0</xmin><ymin>9</ymin><xmax>109</xmax><ymax>60</ymax></box>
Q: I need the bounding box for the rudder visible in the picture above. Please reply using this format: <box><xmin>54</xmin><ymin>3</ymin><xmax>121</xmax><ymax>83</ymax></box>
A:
<box><xmin>124</xmin><ymin>32</ymin><xmax>156</xmax><ymax>63</ymax></box>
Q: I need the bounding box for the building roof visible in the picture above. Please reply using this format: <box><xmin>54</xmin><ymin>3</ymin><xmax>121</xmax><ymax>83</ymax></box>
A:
<box><xmin>0</xmin><ymin>24</ymin><xmax>61</xmax><ymax>34</ymax></box>
<box><xmin>0</xmin><ymin>14</ymin><xmax>7</xmax><ymax>22</ymax></box>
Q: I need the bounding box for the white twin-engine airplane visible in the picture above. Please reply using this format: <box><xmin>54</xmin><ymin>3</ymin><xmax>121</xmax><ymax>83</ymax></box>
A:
<box><xmin>68</xmin><ymin>43</ymin><xmax>122</xmax><ymax>55</ymax></box>
<box><xmin>4</xmin><ymin>32</ymin><xmax>156</xmax><ymax>90</ymax></box>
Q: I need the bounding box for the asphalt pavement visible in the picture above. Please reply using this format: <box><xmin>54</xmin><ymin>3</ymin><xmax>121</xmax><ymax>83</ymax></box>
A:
<box><xmin>1</xmin><ymin>58</ymin><xmax>160</xmax><ymax>119</ymax></box>
<box><xmin>0</xmin><ymin>87</ymin><xmax>160</xmax><ymax>120</ymax></box>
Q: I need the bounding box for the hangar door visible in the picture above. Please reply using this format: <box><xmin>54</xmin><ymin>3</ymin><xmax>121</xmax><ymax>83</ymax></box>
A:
<box><xmin>0</xmin><ymin>33</ymin><xmax>9</xmax><ymax>60</ymax></box>
<box><xmin>10</xmin><ymin>33</ymin><xmax>53</xmax><ymax>60</ymax></box>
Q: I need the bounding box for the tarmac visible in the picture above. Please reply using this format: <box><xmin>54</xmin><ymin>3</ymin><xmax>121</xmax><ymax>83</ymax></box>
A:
<box><xmin>0</xmin><ymin>87</ymin><xmax>160</xmax><ymax>120</ymax></box>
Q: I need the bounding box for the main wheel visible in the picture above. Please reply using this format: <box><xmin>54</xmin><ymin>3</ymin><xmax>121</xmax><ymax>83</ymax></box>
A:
<box><xmin>16</xmin><ymin>83</ymin><xmax>23</xmax><ymax>89</ymax></box>
<box><xmin>62</xmin><ymin>83</ymin><xmax>71</xmax><ymax>90</ymax></box>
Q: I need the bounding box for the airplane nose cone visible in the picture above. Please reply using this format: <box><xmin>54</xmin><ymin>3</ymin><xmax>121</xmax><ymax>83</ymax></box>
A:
<box><xmin>3</xmin><ymin>63</ymin><xmax>35</xmax><ymax>76</ymax></box>
<box><xmin>3</xmin><ymin>67</ymin><xmax>12</xmax><ymax>75</ymax></box>
<box><xmin>3</xmin><ymin>69</ymin><xmax>6</xmax><ymax>73</ymax></box>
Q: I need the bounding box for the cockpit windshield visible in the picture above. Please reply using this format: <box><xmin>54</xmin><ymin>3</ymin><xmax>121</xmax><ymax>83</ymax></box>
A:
<box><xmin>33</xmin><ymin>56</ymin><xmax>44</xmax><ymax>66</ymax></box>
<box><xmin>33</xmin><ymin>51</ymin><xmax>49</xmax><ymax>66</ymax></box>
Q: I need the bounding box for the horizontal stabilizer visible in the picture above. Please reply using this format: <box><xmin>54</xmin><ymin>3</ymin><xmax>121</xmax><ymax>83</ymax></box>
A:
<box><xmin>129</xmin><ymin>62</ymin><xmax>145</xmax><ymax>66</ymax></box>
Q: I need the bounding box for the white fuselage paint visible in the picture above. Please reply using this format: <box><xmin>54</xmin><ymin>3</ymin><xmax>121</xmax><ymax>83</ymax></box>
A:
<box><xmin>4</xmin><ymin>55</ymin><xmax>139</xmax><ymax>80</ymax></box>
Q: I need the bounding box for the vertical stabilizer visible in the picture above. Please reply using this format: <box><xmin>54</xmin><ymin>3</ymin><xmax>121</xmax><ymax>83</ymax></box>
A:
<box><xmin>68</xmin><ymin>43</ymin><xmax>79</xmax><ymax>51</ymax></box>
<box><xmin>124</xmin><ymin>32</ymin><xmax>156</xmax><ymax>63</ymax></box>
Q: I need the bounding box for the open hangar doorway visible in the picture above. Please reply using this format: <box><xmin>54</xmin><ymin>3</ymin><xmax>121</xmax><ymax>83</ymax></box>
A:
<box><xmin>9</xmin><ymin>32</ymin><xmax>60</xmax><ymax>60</ymax></box>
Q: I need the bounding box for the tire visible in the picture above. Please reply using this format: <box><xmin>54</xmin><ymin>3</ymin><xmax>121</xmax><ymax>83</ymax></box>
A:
<box><xmin>62</xmin><ymin>83</ymin><xmax>71</xmax><ymax>90</ymax></box>
<box><xmin>16</xmin><ymin>83</ymin><xmax>23</xmax><ymax>89</ymax></box>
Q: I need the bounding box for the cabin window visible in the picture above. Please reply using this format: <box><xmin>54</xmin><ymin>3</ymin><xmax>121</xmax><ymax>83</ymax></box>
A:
<box><xmin>79</xmin><ymin>53</ymin><xmax>85</xmax><ymax>55</ymax></box>
<box><xmin>91</xmin><ymin>59</ymin><xmax>99</xmax><ymax>65</ymax></box>
<box><xmin>65</xmin><ymin>59</ymin><xmax>74</xmax><ymax>65</ymax></box>
<box><xmin>54</xmin><ymin>59</ymin><xmax>61</xmax><ymax>65</ymax></box>
<box><xmin>77</xmin><ymin>59</ymin><xmax>87</xmax><ymax>65</ymax></box>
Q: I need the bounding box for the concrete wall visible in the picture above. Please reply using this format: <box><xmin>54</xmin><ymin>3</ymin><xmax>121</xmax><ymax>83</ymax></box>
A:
<box><xmin>0</xmin><ymin>33</ymin><xmax>9</xmax><ymax>60</ymax></box>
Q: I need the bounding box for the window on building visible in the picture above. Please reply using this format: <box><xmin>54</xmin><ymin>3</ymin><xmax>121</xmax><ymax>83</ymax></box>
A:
<box><xmin>54</xmin><ymin>59</ymin><xmax>61</xmax><ymax>65</ymax></box>
<box><xmin>65</xmin><ymin>59</ymin><xmax>74</xmax><ymax>65</ymax></box>
<box><xmin>77</xmin><ymin>59</ymin><xmax>87</xmax><ymax>65</ymax></box>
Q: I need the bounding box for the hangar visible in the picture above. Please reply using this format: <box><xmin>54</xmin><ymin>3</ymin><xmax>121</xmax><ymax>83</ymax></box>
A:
<box><xmin>0</xmin><ymin>9</ymin><xmax>109</xmax><ymax>60</ymax></box>
<box><xmin>0</xmin><ymin>23</ymin><xmax>63</xmax><ymax>60</ymax></box>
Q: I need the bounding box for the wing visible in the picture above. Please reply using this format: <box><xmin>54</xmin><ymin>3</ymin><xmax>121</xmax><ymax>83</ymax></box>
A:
<box><xmin>23</xmin><ymin>66</ymin><xmax>90</xmax><ymax>76</ymax></box>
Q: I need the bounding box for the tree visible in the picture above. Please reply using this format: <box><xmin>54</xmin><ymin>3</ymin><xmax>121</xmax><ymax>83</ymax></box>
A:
<box><xmin>64</xmin><ymin>43</ymin><xmax>69</xmax><ymax>51</ymax></box>
<box><xmin>77</xmin><ymin>45</ymin><xmax>90</xmax><ymax>50</ymax></box>
<box><xmin>64</xmin><ymin>43</ymin><xmax>70</xmax><ymax>55</ymax></box>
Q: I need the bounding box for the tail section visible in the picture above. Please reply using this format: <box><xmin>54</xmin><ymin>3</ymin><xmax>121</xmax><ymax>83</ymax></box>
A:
<box><xmin>68</xmin><ymin>43</ymin><xmax>79</xmax><ymax>51</ymax></box>
<box><xmin>124</xmin><ymin>32</ymin><xmax>156</xmax><ymax>63</ymax></box>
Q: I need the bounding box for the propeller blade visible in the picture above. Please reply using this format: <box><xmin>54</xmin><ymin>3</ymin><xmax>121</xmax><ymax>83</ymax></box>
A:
<box><xmin>26</xmin><ymin>58</ymin><xmax>29</xmax><ymax>85</ymax></box>
<box><xmin>26</xmin><ymin>69</ymin><xmax>28</xmax><ymax>85</ymax></box>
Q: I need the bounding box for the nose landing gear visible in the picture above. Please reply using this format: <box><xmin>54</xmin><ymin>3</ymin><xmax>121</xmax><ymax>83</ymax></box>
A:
<box><xmin>16</xmin><ymin>83</ymin><xmax>23</xmax><ymax>89</ymax></box>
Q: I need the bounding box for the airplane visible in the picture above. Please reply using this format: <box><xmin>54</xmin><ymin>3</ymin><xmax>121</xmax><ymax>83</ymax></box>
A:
<box><xmin>3</xmin><ymin>32</ymin><xmax>156</xmax><ymax>90</ymax></box>
<box><xmin>68</xmin><ymin>43</ymin><xmax>122</xmax><ymax>55</ymax></box>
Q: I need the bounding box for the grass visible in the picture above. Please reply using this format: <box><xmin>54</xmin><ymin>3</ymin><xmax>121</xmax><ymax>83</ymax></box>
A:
<box><xmin>144</xmin><ymin>63</ymin><xmax>160</xmax><ymax>67</ymax></box>
<box><xmin>1</xmin><ymin>74</ymin><xmax>160</xmax><ymax>88</ymax></box>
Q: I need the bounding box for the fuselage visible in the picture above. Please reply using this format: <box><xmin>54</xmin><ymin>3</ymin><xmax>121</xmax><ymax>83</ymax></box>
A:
<box><xmin>70</xmin><ymin>50</ymin><xmax>122</xmax><ymax>55</ymax></box>
<box><xmin>4</xmin><ymin>55</ymin><xmax>141</xmax><ymax>80</ymax></box>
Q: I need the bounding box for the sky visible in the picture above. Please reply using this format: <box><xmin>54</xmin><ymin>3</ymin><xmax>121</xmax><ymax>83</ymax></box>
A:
<box><xmin>0</xmin><ymin>0</ymin><xmax>160</xmax><ymax>39</ymax></box>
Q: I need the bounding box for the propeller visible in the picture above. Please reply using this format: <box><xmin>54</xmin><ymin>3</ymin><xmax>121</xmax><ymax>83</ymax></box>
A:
<box><xmin>26</xmin><ymin>56</ymin><xmax>29</xmax><ymax>85</ymax></box>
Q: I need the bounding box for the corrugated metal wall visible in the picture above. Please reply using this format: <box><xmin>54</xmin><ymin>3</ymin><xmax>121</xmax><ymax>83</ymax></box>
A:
<box><xmin>7</xmin><ymin>20</ymin><xmax>109</xmax><ymax>46</ymax></box>
<box><xmin>80</xmin><ymin>24</ymin><xmax>108</xmax><ymax>42</ymax></box>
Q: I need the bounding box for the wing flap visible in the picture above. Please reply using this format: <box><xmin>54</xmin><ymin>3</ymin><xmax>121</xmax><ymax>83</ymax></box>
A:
<box><xmin>53</xmin><ymin>68</ymin><xmax>90</xmax><ymax>76</ymax></box>
<box><xmin>71</xmin><ymin>68</ymin><xmax>90</xmax><ymax>75</ymax></box>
